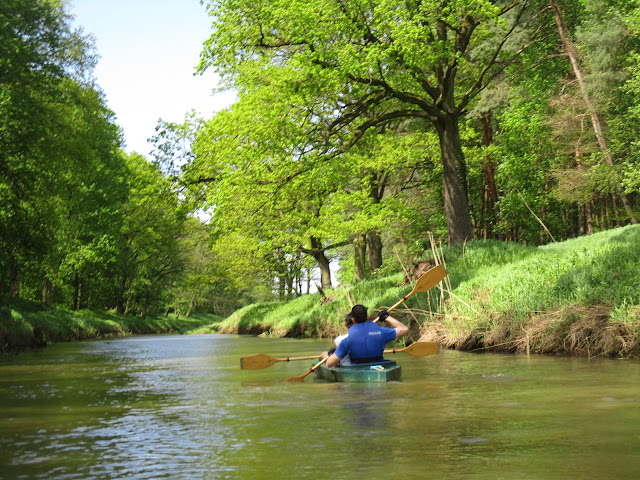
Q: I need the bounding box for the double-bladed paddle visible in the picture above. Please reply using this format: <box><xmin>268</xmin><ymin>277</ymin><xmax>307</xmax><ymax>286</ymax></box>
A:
<box><xmin>241</xmin><ymin>341</ymin><xmax>439</xmax><ymax>370</ymax></box>
<box><xmin>285</xmin><ymin>264</ymin><xmax>448</xmax><ymax>382</ymax></box>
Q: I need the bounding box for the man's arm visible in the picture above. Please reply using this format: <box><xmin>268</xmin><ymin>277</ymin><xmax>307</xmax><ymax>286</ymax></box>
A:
<box><xmin>326</xmin><ymin>353</ymin><xmax>341</xmax><ymax>368</ymax></box>
<box><xmin>382</xmin><ymin>314</ymin><xmax>409</xmax><ymax>339</ymax></box>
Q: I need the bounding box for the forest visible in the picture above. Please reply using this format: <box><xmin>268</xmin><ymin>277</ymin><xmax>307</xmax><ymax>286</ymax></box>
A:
<box><xmin>2</xmin><ymin>0</ymin><xmax>639</xmax><ymax>324</ymax></box>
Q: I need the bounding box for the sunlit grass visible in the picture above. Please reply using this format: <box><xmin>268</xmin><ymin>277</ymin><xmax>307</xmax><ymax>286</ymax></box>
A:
<box><xmin>447</xmin><ymin>224</ymin><xmax>640</xmax><ymax>318</ymax></box>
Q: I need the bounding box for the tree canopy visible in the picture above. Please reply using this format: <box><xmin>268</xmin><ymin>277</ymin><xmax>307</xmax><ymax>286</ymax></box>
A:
<box><xmin>3</xmin><ymin>0</ymin><xmax>639</xmax><ymax>312</ymax></box>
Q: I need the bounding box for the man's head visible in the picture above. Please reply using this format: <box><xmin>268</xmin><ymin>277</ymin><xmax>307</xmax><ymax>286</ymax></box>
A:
<box><xmin>351</xmin><ymin>304</ymin><xmax>368</xmax><ymax>324</ymax></box>
<box><xmin>345</xmin><ymin>313</ymin><xmax>354</xmax><ymax>328</ymax></box>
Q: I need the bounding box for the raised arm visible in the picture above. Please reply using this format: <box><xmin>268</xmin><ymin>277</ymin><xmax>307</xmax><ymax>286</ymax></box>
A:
<box><xmin>381</xmin><ymin>314</ymin><xmax>409</xmax><ymax>339</ymax></box>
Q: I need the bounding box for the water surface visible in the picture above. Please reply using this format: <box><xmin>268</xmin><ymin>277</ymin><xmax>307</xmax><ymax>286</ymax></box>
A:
<box><xmin>1</xmin><ymin>335</ymin><xmax>638</xmax><ymax>479</ymax></box>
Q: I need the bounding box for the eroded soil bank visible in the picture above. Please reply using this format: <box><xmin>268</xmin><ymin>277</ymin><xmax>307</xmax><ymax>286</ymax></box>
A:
<box><xmin>419</xmin><ymin>304</ymin><xmax>640</xmax><ymax>359</ymax></box>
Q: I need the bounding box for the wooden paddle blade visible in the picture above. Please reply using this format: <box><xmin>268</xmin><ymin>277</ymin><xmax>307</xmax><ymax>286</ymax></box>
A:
<box><xmin>285</xmin><ymin>370</ymin><xmax>312</xmax><ymax>382</ymax></box>
<box><xmin>384</xmin><ymin>341</ymin><xmax>440</xmax><ymax>357</ymax></box>
<box><xmin>412</xmin><ymin>265</ymin><xmax>448</xmax><ymax>294</ymax></box>
<box><xmin>285</xmin><ymin>356</ymin><xmax>329</xmax><ymax>382</ymax></box>
<box><xmin>240</xmin><ymin>354</ymin><xmax>282</xmax><ymax>370</ymax></box>
<box><xmin>402</xmin><ymin>341</ymin><xmax>440</xmax><ymax>357</ymax></box>
<box><xmin>241</xmin><ymin>353</ymin><xmax>322</xmax><ymax>370</ymax></box>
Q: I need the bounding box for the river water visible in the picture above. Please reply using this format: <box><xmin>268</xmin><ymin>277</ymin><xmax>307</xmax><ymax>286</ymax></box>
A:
<box><xmin>1</xmin><ymin>334</ymin><xmax>639</xmax><ymax>479</ymax></box>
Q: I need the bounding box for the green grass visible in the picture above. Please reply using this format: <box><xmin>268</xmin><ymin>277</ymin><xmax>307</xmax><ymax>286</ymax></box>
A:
<box><xmin>0</xmin><ymin>296</ymin><xmax>221</xmax><ymax>354</ymax></box>
<box><xmin>202</xmin><ymin>271</ymin><xmax>421</xmax><ymax>341</ymax></box>
<box><xmin>431</xmin><ymin>225</ymin><xmax>640</xmax><ymax>356</ymax></box>
<box><xmin>445</xmin><ymin>225</ymin><xmax>640</xmax><ymax>319</ymax></box>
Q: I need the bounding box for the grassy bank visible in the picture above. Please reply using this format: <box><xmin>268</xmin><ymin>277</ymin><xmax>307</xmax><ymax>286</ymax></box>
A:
<box><xmin>428</xmin><ymin>224</ymin><xmax>640</xmax><ymax>358</ymax></box>
<box><xmin>0</xmin><ymin>296</ymin><xmax>221</xmax><ymax>354</ymax></box>
<box><xmin>5</xmin><ymin>225</ymin><xmax>639</xmax><ymax>358</ymax></box>
<box><xmin>202</xmin><ymin>224</ymin><xmax>640</xmax><ymax>358</ymax></box>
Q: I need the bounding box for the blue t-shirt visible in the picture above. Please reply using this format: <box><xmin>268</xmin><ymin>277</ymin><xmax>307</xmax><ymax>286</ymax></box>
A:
<box><xmin>334</xmin><ymin>321</ymin><xmax>397</xmax><ymax>361</ymax></box>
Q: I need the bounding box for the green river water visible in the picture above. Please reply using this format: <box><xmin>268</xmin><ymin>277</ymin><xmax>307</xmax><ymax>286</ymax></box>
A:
<box><xmin>1</xmin><ymin>334</ymin><xmax>639</xmax><ymax>479</ymax></box>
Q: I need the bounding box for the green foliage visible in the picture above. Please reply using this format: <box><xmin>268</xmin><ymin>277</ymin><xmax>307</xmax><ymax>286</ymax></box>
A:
<box><xmin>197</xmin><ymin>0</ymin><xmax>553</xmax><ymax>244</ymax></box>
<box><xmin>3</xmin><ymin>0</ymin><xmax>640</xmax><ymax>335</ymax></box>
<box><xmin>0</xmin><ymin>295</ymin><xmax>218</xmax><ymax>354</ymax></box>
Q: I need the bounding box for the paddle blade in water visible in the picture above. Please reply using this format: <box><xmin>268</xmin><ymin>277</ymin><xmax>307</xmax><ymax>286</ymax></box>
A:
<box><xmin>285</xmin><ymin>371</ymin><xmax>311</xmax><ymax>382</ymax></box>
<box><xmin>403</xmin><ymin>342</ymin><xmax>439</xmax><ymax>357</ymax></box>
<box><xmin>240</xmin><ymin>354</ymin><xmax>281</xmax><ymax>370</ymax></box>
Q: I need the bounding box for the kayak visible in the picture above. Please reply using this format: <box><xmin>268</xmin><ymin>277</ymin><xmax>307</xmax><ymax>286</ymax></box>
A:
<box><xmin>314</xmin><ymin>359</ymin><xmax>402</xmax><ymax>383</ymax></box>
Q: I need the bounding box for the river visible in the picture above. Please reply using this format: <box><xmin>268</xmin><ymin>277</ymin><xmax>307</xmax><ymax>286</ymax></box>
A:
<box><xmin>1</xmin><ymin>334</ymin><xmax>639</xmax><ymax>479</ymax></box>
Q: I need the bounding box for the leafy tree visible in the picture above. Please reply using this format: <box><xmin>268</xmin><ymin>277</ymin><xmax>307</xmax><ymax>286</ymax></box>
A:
<box><xmin>117</xmin><ymin>153</ymin><xmax>186</xmax><ymax>318</ymax></box>
<box><xmin>198</xmin><ymin>0</ymin><xmax>550</xmax><ymax>244</ymax></box>
<box><xmin>548</xmin><ymin>0</ymin><xmax>637</xmax><ymax>224</ymax></box>
<box><xmin>607</xmin><ymin>0</ymin><xmax>640</xmax><ymax>201</ymax></box>
<box><xmin>0</xmin><ymin>0</ymin><xmax>124</xmax><ymax>301</ymax></box>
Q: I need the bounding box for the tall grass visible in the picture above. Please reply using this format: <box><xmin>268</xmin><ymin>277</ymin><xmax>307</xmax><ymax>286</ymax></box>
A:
<box><xmin>445</xmin><ymin>224</ymin><xmax>640</xmax><ymax>320</ymax></box>
<box><xmin>429</xmin><ymin>224</ymin><xmax>640</xmax><ymax>356</ymax></box>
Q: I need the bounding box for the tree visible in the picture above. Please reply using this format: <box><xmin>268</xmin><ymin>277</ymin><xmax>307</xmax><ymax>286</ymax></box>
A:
<box><xmin>549</xmin><ymin>0</ymin><xmax>637</xmax><ymax>224</ymax></box>
<box><xmin>0</xmin><ymin>0</ymin><xmax>125</xmax><ymax>301</ymax></box>
<box><xmin>199</xmin><ymin>0</ymin><xmax>546</xmax><ymax>244</ymax></box>
<box><xmin>118</xmin><ymin>153</ymin><xmax>186</xmax><ymax>318</ymax></box>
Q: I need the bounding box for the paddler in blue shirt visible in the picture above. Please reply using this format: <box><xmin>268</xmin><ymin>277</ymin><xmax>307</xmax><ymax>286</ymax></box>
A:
<box><xmin>325</xmin><ymin>304</ymin><xmax>409</xmax><ymax>367</ymax></box>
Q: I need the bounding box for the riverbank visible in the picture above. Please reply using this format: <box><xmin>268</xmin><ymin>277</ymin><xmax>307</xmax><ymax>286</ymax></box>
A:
<box><xmin>201</xmin><ymin>224</ymin><xmax>640</xmax><ymax>359</ymax></box>
<box><xmin>0</xmin><ymin>295</ymin><xmax>220</xmax><ymax>354</ymax></box>
<box><xmin>4</xmin><ymin>225</ymin><xmax>639</xmax><ymax>358</ymax></box>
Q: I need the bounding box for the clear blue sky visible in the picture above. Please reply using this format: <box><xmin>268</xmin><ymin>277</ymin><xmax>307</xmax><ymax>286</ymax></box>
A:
<box><xmin>70</xmin><ymin>0</ymin><xmax>236</xmax><ymax>156</ymax></box>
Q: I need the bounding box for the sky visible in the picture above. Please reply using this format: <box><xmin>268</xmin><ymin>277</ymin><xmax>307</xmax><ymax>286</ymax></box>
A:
<box><xmin>69</xmin><ymin>0</ymin><xmax>236</xmax><ymax>157</ymax></box>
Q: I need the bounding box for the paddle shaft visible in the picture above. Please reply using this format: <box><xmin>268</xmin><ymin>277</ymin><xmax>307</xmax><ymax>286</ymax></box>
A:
<box><xmin>285</xmin><ymin>356</ymin><xmax>329</xmax><ymax>382</ymax></box>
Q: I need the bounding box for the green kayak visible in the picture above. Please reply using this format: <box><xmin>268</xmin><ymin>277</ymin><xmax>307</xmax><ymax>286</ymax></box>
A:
<box><xmin>314</xmin><ymin>359</ymin><xmax>402</xmax><ymax>383</ymax></box>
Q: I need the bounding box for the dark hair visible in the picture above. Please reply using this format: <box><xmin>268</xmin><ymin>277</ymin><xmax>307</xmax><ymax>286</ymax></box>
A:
<box><xmin>351</xmin><ymin>304</ymin><xmax>368</xmax><ymax>324</ymax></box>
<box><xmin>345</xmin><ymin>313</ymin><xmax>354</xmax><ymax>327</ymax></box>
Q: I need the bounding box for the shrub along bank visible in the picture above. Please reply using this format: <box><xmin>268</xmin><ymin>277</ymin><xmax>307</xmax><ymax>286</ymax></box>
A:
<box><xmin>201</xmin><ymin>224</ymin><xmax>640</xmax><ymax>359</ymax></box>
<box><xmin>0</xmin><ymin>295</ymin><xmax>220</xmax><ymax>354</ymax></box>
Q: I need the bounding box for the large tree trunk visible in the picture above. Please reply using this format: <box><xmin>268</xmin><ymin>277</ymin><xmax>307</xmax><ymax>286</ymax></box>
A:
<box><xmin>310</xmin><ymin>237</ymin><xmax>332</xmax><ymax>289</ymax></box>
<box><xmin>353</xmin><ymin>233</ymin><xmax>366</xmax><ymax>283</ymax></box>
<box><xmin>550</xmin><ymin>0</ymin><xmax>637</xmax><ymax>225</ymax></box>
<box><xmin>481</xmin><ymin>113</ymin><xmax>501</xmax><ymax>239</ymax></box>
<box><xmin>72</xmin><ymin>274</ymin><xmax>80</xmax><ymax>310</ymax></box>
<box><xmin>367</xmin><ymin>231</ymin><xmax>382</xmax><ymax>272</ymax></box>
<box><xmin>141</xmin><ymin>291</ymin><xmax>149</xmax><ymax>319</ymax></box>
<box><xmin>435</xmin><ymin>115</ymin><xmax>474</xmax><ymax>244</ymax></box>
<box><xmin>116</xmin><ymin>276</ymin><xmax>126</xmax><ymax>314</ymax></box>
